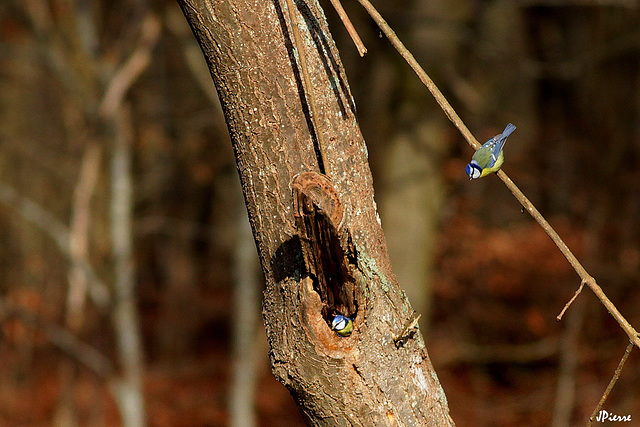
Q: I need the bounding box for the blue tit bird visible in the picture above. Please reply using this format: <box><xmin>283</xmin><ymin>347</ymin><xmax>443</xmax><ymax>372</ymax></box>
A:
<box><xmin>466</xmin><ymin>123</ymin><xmax>516</xmax><ymax>179</ymax></box>
<box><xmin>331</xmin><ymin>314</ymin><xmax>354</xmax><ymax>337</ymax></box>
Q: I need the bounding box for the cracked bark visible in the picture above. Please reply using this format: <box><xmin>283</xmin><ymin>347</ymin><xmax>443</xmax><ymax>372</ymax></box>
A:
<box><xmin>177</xmin><ymin>0</ymin><xmax>455</xmax><ymax>425</ymax></box>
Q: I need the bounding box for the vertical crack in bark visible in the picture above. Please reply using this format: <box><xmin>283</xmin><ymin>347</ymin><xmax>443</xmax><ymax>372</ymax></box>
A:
<box><xmin>292</xmin><ymin>172</ymin><xmax>358</xmax><ymax>327</ymax></box>
<box><xmin>273</xmin><ymin>0</ymin><xmax>325</xmax><ymax>173</ymax></box>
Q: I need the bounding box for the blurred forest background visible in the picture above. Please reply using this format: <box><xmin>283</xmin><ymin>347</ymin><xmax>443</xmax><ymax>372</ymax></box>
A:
<box><xmin>1</xmin><ymin>0</ymin><xmax>640</xmax><ymax>426</ymax></box>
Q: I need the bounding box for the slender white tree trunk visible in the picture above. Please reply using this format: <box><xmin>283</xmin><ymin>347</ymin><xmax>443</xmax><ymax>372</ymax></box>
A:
<box><xmin>109</xmin><ymin>106</ymin><xmax>147</xmax><ymax>427</ymax></box>
<box><xmin>229</xmin><ymin>198</ymin><xmax>261</xmax><ymax>427</ymax></box>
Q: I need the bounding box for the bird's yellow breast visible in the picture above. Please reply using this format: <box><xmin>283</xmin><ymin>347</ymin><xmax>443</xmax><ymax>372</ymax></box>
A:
<box><xmin>480</xmin><ymin>152</ymin><xmax>504</xmax><ymax>177</ymax></box>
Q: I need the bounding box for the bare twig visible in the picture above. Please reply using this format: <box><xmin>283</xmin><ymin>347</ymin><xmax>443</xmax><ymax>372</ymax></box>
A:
<box><xmin>557</xmin><ymin>280</ymin><xmax>585</xmax><ymax>321</ymax></box>
<box><xmin>327</xmin><ymin>0</ymin><xmax>367</xmax><ymax>56</ymax></box>
<box><xmin>587</xmin><ymin>342</ymin><xmax>634</xmax><ymax>427</ymax></box>
<box><xmin>356</xmin><ymin>0</ymin><xmax>640</xmax><ymax>351</ymax></box>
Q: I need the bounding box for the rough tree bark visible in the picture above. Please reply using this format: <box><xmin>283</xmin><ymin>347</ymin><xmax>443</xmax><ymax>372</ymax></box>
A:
<box><xmin>177</xmin><ymin>0</ymin><xmax>454</xmax><ymax>425</ymax></box>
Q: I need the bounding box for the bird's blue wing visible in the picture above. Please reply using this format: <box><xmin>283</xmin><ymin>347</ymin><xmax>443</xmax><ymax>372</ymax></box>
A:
<box><xmin>487</xmin><ymin>123</ymin><xmax>516</xmax><ymax>167</ymax></box>
<box><xmin>501</xmin><ymin>123</ymin><xmax>517</xmax><ymax>138</ymax></box>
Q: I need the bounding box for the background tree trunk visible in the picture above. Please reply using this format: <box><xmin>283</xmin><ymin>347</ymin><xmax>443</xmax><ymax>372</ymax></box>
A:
<box><xmin>177</xmin><ymin>0</ymin><xmax>454</xmax><ymax>425</ymax></box>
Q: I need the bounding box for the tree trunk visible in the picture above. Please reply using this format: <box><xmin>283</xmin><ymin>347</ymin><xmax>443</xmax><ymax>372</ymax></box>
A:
<box><xmin>177</xmin><ymin>0</ymin><xmax>454</xmax><ymax>425</ymax></box>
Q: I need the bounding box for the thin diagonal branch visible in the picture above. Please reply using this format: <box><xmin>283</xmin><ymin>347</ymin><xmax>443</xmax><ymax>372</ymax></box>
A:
<box><xmin>499</xmin><ymin>172</ymin><xmax>639</xmax><ymax>348</ymax></box>
<box><xmin>355</xmin><ymin>0</ymin><xmax>478</xmax><ymax>149</ymax></box>
<box><xmin>587</xmin><ymin>342</ymin><xmax>634</xmax><ymax>427</ymax></box>
<box><xmin>327</xmin><ymin>0</ymin><xmax>367</xmax><ymax>56</ymax></box>
<box><xmin>557</xmin><ymin>280</ymin><xmax>585</xmax><ymax>321</ymax></box>
<box><xmin>356</xmin><ymin>0</ymin><xmax>640</xmax><ymax>351</ymax></box>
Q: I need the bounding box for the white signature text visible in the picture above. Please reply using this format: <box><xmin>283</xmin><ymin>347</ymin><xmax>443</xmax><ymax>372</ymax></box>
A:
<box><xmin>595</xmin><ymin>410</ymin><xmax>631</xmax><ymax>423</ymax></box>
